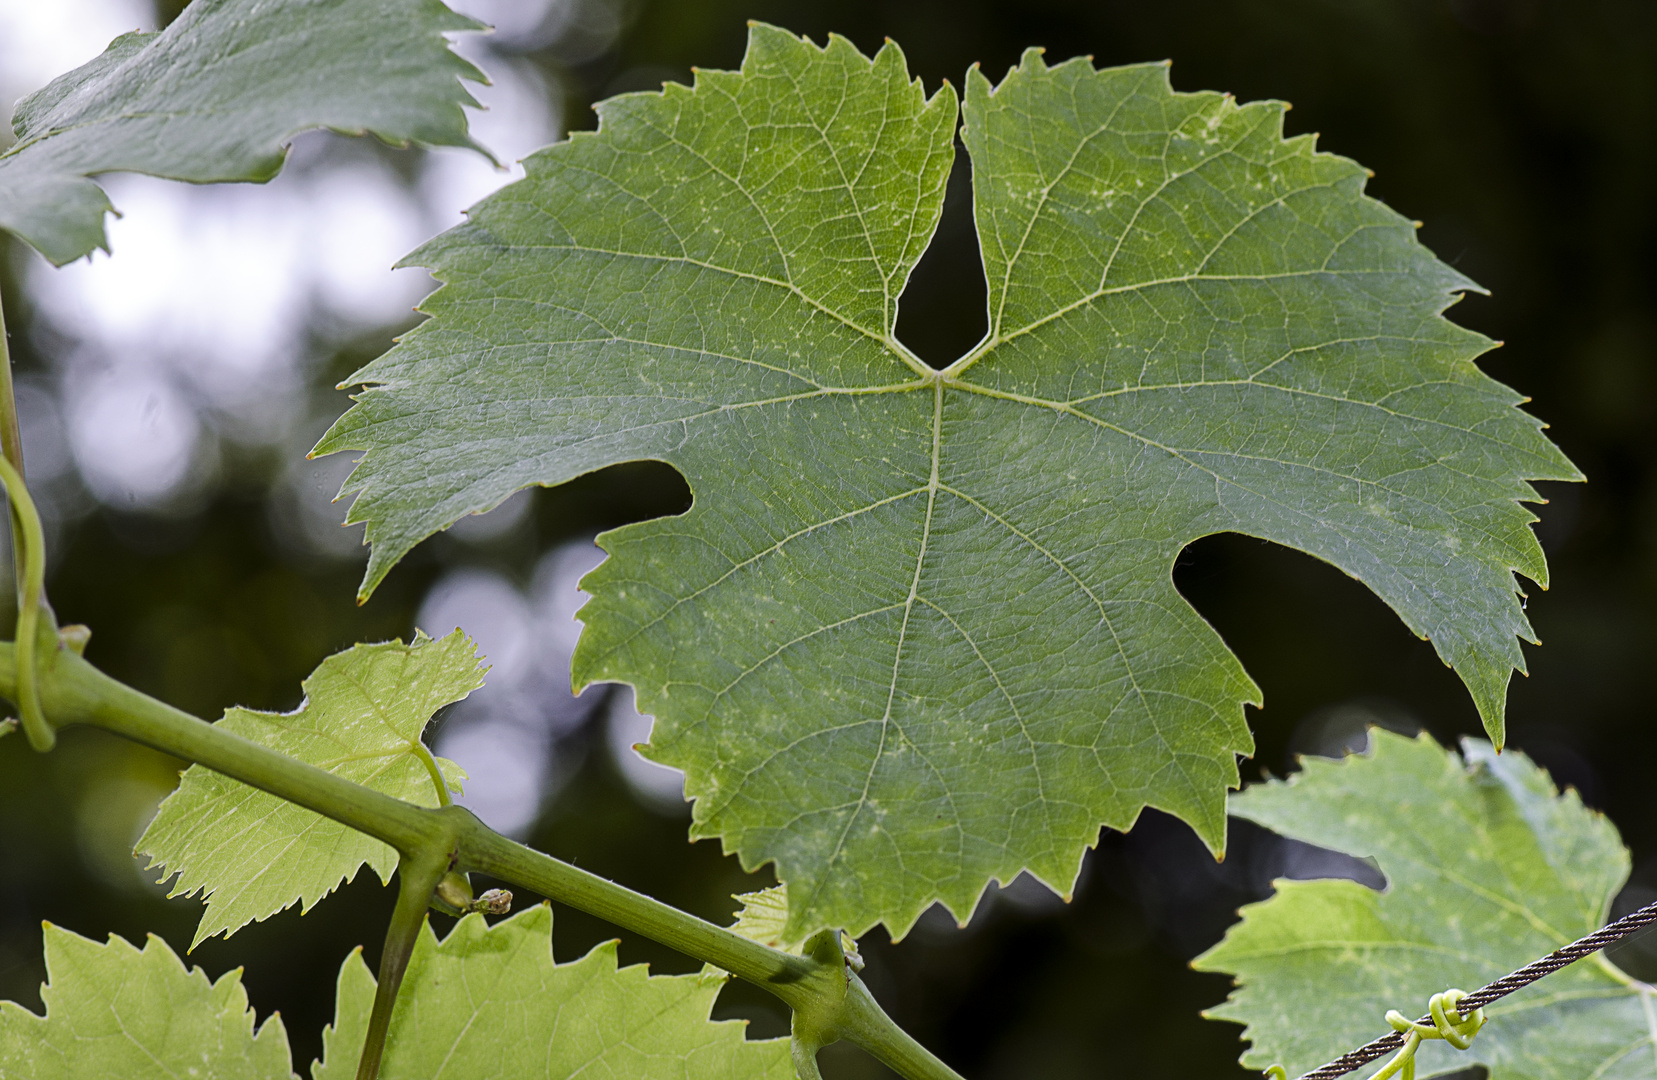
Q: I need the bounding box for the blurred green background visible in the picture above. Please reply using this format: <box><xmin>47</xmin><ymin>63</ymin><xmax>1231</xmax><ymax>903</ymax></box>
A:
<box><xmin>3</xmin><ymin>1</ymin><xmax>1656</xmax><ymax>1077</ymax></box>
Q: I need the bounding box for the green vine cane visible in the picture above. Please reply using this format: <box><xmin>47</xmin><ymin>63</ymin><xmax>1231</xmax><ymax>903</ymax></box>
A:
<box><xmin>0</xmin><ymin>454</ymin><xmax>52</xmax><ymax>752</ymax></box>
<box><xmin>1263</xmin><ymin>989</ymin><xmax>1485</xmax><ymax>1080</ymax></box>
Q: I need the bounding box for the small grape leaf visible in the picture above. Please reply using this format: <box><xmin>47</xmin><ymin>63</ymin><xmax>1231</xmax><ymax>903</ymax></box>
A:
<box><xmin>698</xmin><ymin>884</ymin><xmax>801</xmax><ymax>985</ymax></box>
<box><xmin>315</xmin><ymin>24</ymin><xmax>1578</xmax><ymax>940</ymax></box>
<box><xmin>139</xmin><ymin>631</ymin><xmax>479</xmax><ymax>949</ymax></box>
<box><xmin>0</xmin><ymin>0</ymin><xmax>485</xmax><ymax>265</ymax></box>
<box><xmin>729</xmin><ymin>885</ymin><xmax>796</xmax><ymax>950</ymax></box>
<box><xmin>1194</xmin><ymin>729</ymin><xmax>1656</xmax><ymax>1080</ymax></box>
<box><xmin>0</xmin><ymin>924</ymin><xmax>292</xmax><ymax>1079</ymax></box>
<box><xmin>314</xmin><ymin>905</ymin><xmax>790</xmax><ymax>1080</ymax></box>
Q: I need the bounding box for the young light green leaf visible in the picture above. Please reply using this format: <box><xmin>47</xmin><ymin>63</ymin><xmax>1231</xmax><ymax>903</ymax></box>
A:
<box><xmin>0</xmin><ymin>0</ymin><xmax>485</xmax><ymax>265</ymax></box>
<box><xmin>139</xmin><ymin>631</ymin><xmax>479</xmax><ymax>949</ymax></box>
<box><xmin>0</xmin><ymin>924</ymin><xmax>292</xmax><ymax>1079</ymax></box>
<box><xmin>1195</xmin><ymin>729</ymin><xmax>1655</xmax><ymax>1080</ymax></box>
<box><xmin>316</xmin><ymin>24</ymin><xmax>1577</xmax><ymax>941</ymax></box>
<box><xmin>729</xmin><ymin>885</ymin><xmax>797</xmax><ymax>951</ymax></box>
<box><xmin>698</xmin><ymin>885</ymin><xmax>800</xmax><ymax>985</ymax></box>
<box><xmin>314</xmin><ymin>905</ymin><xmax>790</xmax><ymax>1080</ymax></box>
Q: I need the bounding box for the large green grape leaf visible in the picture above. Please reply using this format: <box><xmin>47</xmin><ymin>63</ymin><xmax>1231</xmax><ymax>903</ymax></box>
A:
<box><xmin>0</xmin><ymin>0</ymin><xmax>484</xmax><ymax>266</ymax></box>
<box><xmin>315</xmin><ymin>24</ymin><xmax>1577</xmax><ymax>940</ymax></box>
<box><xmin>139</xmin><ymin>631</ymin><xmax>478</xmax><ymax>949</ymax></box>
<box><xmin>314</xmin><ymin>905</ymin><xmax>789</xmax><ymax>1080</ymax></box>
<box><xmin>0</xmin><ymin>924</ymin><xmax>292</xmax><ymax>1079</ymax></box>
<box><xmin>1195</xmin><ymin>730</ymin><xmax>1655</xmax><ymax>1080</ymax></box>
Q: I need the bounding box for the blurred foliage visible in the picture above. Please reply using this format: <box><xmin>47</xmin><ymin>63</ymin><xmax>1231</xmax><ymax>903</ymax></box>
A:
<box><xmin>4</xmin><ymin>0</ymin><xmax>1657</xmax><ymax>1077</ymax></box>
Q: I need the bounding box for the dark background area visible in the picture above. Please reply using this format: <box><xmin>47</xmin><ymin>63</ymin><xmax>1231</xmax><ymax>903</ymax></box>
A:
<box><xmin>3</xmin><ymin>1</ymin><xmax>1656</xmax><ymax>1077</ymax></box>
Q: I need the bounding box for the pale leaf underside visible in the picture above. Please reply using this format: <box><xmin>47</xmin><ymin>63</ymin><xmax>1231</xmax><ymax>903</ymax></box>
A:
<box><xmin>0</xmin><ymin>0</ymin><xmax>484</xmax><ymax>265</ymax></box>
<box><xmin>317</xmin><ymin>24</ymin><xmax>1578</xmax><ymax>940</ymax></box>
<box><xmin>0</xmin><ymin>914</ymin><xmax>787</xmax><ymax>1080</ymax></box>
<box><xmin>1195</xmin><ymin>730</ymin><xmax>1656</xmax><ymax>1080</ymax></box>
<box><xmin>0</xmin><ymin>925</ymin><xmax>291</xmax><ymax>1080</ymax></box>
<box><xmin>316</xmin><ymin>905</ymin><xmax>789</xmax><ymax>1080</ymax></box>
<box><xmin>139</xmin><ymin>631</ymin><xmax>479</xmax><ymax>948</ymax></box>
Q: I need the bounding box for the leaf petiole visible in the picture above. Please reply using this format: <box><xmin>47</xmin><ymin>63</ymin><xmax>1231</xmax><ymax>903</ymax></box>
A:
<box><xmin>410</xmin><ymin>737</ymin><xmax>452</xmax><ymax>807</ymax></box>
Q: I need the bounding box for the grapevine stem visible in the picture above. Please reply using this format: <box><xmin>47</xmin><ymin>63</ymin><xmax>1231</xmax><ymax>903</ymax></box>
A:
<box><xmin>0</xmin><ymin>642</ymin><xmax>965</xmax><ymax>1080</ymax></box>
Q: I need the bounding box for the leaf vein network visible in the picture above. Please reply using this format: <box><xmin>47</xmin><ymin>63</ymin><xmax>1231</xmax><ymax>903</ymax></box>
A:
<box><xmin>934</xmin><ymin>480</ymin><xmax>1150</xmax><ymax>709</ymax></box>
<box><xmin>607</xmin><ymin>485</ymin><xmax>930</xmax><ymax>653</ymax></box>
<box><xmin>951</xmin><ymin>381</ymin><xmax>1522</xmax><ymax>567</ymax></box>
<box><xmin>777</xmin><ymin>59</ymin><xmax>894</xmax><ymax>333</ymax></box>
<box><xmin>499</xmin><ymin>330</ymin><xmax>831</xmax><ymax>389</ymax></box>
<box><xmin>108</xmin><ymin>1003</ymin><xmax>181</xmax><ymax>1080</ymax></box>
<box><xmin>914</xmin><ymin>594</ymin><xmax>1053</xmax><ymax>820</ymax></box>
<box><xmin>1211</xmin><ymin>939</ymin><xmax>1506</xmax><ymax>967</ymax></box>
<box><xmin>708</xmin><ymin>603</ymin><xmax>909</xmax><ymax>702</ymax></box>
<box><xmin>990</xmin><ymin>72</ymin><xmax>1158</xmax><ymax>334</ymax></box>
<box><xmin>974</xmin><ymin>263</ymin><xmax>1401</xmax><ymax>367</ymax></box>
<box><xmin>509</xmin><ymin>239</ymin><xmax>919</xmax><ymax>371</ymax></box>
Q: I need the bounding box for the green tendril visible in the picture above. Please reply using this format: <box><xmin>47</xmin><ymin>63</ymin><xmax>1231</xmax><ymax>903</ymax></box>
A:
<box><xmin>0</xmin><ymin>455</ymin><xmax>52</xmax><ymax>751</ymax></box>
<box><xmin>1368</xmin><ymin>989</ymin><xmax>1485</xmax><ymax>1080</ymax></box>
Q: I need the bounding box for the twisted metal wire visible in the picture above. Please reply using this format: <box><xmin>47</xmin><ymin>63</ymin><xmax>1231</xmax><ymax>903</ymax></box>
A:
<box><xmin>1294</xmin><ymin>898</ymin><xmax>1657</xmax><ymax>1080</ymax></box>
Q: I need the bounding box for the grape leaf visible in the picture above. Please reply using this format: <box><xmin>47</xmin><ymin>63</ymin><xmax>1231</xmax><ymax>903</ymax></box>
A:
<box><xmin>314</xmin><ymin>905</ymin><xmax>789</xmax><ymax>1080</ymax></box>
<box><xmin>0</xmin><ymin>924</ymin><xmax>292</xmax><ymax>1079</ymax></box>
<box><xmin>697</xmin><ymin>885</ymin><xmax>802</xmax><ymax>985</ymax></box>
<box><xmin>728</xmin><ymin>885</ymin><xmax>796</xmax><ymax>950</ymax></box>
<box><xmin>0</xmin><ymin>0</ymin><xmax>485</xmax><ymax>266</ymax></box>
<box><xmin>315</xmin><ymin>24</ymin><xmax>1578</xmax><ymax>939</ymax></box>
<box><xmin>1195</xmin><ymin>729</ymin><xmax>1657</xmax><ymax>1080</ymax></box>
<box><xmin>139</xmin><ymin>631</ymin><xmax>478</xmax><ymax>949</ymax></box>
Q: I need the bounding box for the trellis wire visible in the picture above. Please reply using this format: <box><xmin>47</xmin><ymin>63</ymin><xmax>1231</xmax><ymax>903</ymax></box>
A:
<box><xmin>1294</xmin><ymin>897</ymin><xmax>1657</xmax><ymax>1080</ymax></box>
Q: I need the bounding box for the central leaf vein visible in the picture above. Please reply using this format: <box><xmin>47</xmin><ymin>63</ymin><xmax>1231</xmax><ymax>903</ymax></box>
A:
<box><xmin>802</xmin><ymin>380</ymin><xmax>945</xmax><ymax>910</ymax></box>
